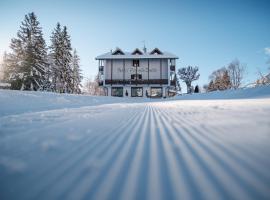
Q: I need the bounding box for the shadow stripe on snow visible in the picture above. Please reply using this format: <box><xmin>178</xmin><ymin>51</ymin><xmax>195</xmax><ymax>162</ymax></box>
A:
<box><xmin>159</xmin><ymin>104</ymin><xmax>269</xmax><ymax>200</ymax></box>
<box><xmin>25</xmin><ymin>105</ymin><xmax>143</xmax><ymax>200</ymax></box>
<box><xmin>154</xmin><ymin>104</ymin><xmax>226</xmax><ymax>200</ymax></box>
<box><xmin>78</xmin><ymin>105</ymin><xmax>150</xmax><ymax>200</ymax></box>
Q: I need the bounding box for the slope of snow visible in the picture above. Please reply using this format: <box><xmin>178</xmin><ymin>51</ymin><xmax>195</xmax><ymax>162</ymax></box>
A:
<box><xmin>0</xmin><ymin>89</ymin><xmax>140</xmax><ymax>117</ymax></box>
<box><xmin>0</xmin><ymin>87</ymin><xmax>270</xmax><ymax>200</ymax></box>
<box><xmin>175</xmin><ymin>85</ymin><xmax>270</xmax><ymax>100</ymax></box>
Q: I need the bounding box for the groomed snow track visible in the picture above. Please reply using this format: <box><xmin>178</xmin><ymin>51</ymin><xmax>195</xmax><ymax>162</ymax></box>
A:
<box><xmin>0</xmin><ymin>98</ymin><xmax>270</xmax><ymax>200</ymax></box>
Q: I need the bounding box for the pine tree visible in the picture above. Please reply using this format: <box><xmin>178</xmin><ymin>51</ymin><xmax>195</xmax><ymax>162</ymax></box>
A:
<box><xmin>49</xmin><ymin>23</ymin><xmax>62</xmax><ymax>92</ymax></box>
<box><xmin>50</xmin><ymin>23</ymin><xmax>73</xmax><ymax>93</ymax></box>
<box><xmin>194</xmin><ymin>85</ymin><xmax>199</xmax><ymax>93</ymax></box>
<box><xmin>62</xmin><ymin>26</ymin><xmax>73</xmax><ymax>93</ymax></box>
<box><xmin>1</xmin><ymin>52</ymin><xmax>14</xmax><ymax>82</ymax></box>
<box><xmin>71</xmin><ymin>49</ymin><xmax>82</xmax><ymax>94</ymax></box>
<box><xmin>13</xmin><ymin>12</ymin><xmax>49</xmax><ymax>90</ymax></box>
<box><xmin>3</xmin><ymin>37</ymin><xmax>25</xmax><ymax>89</ymax></box>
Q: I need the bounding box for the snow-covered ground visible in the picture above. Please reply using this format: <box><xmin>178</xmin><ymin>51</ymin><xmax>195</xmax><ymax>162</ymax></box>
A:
<box><xmin>0</xmin><ymin>86</ymin><xmax>270</xmax><ymax>200</ymax></box>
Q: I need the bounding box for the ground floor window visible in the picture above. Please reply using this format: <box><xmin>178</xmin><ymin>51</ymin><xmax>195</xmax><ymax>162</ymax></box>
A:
<box><xmin>150</xmin><ymin>87</ymin><xmax>162</xmax><ymax>98</ymax></box>
<box><xmin>131</xmin><ymin>87</ymin><xmax>143</xmax><ymax>97</ymax></box>
<box><xmin>111</xmin><ymin>87</ymin><xmax>123</xmax><ymax>97</ymax></box>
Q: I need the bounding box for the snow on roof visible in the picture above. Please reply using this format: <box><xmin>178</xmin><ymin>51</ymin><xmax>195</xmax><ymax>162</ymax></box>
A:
<box><xmin>111</xmin><ymin>47</ymin><xmax>125</xmax><ymax>55</ymax></box>
<box><xmin>150</xmin><ymin>48</ymin><xmax>163</xmax><ymax>55</ymax></box>
<box><xmin>96</xmin><ymin>48</ymin><xmax>178</xmax><ymax>60</ymax></box>
<box><xmin>131</xmin><ymin>48</ymin><xmax>143</xmax><ymax>55</ymax></box>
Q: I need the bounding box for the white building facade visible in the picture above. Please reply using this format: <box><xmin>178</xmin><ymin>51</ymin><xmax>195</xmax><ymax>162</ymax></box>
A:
<box><xmin>96</xmin><ymin>48</ymin><xmax>178</xmax><ymax>97</ymax></box>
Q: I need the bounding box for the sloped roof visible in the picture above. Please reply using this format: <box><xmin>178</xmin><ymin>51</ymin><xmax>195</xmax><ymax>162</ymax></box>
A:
<box><xmin>150</xmin><ymin>48</ymin><xmax>163</xmax><ymax>55</ymax></box>
<box><xmin>96</xmin><ymin>48</ymin><xmax>178</xmax><ymax>60</ymax></box>
<box><xmin>111</xmin><ymin>47</ymin><xmax>125</xmax><ymax>55</ymax></box>
<box><xmin>132</xmin><ymin>48</ymin><xmax>143</xmax><ymax>55</ymax></box>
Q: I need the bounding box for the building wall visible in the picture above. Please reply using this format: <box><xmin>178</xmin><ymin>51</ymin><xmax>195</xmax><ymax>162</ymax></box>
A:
<box><xmin>105</xmin><ymin>59</ymin><xmax>168</xmax><ymax>80</ymax></box>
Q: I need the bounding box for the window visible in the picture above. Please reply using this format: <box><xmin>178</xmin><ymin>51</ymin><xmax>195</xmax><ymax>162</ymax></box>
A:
<box><xmin>131</xmin><ymin>74</ymin><xmax>142</xmax><ymax>80</ymax></box>
<box><xmin>150</xmin><ymin>87</ymin><xmax>162</xmax><ymax>98</ymax></box>
<box><xmin>131</xmin><ymin>87</ymin><xmax>143</xmax><ymax>97</ymax></box>
<box><xmin>111</xmin><ymin>87</ymin><xmax>123</xmax><ymax>97</ymax></box>
<box><xmin>132</xmin><ymin>60</ymin><xmax>140</xmax><ymax>67</ymax></box>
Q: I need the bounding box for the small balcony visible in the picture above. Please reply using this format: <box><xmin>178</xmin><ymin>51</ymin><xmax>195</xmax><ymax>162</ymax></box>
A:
<box><xmin>170</xmin><ymin>65</ymin><xmax>175</xmax><ymax>71</ymax></box>
<box><xmin>99</xmin><ymin>66</ymin><xmax>104</xmax><ymax>72</ymax></box>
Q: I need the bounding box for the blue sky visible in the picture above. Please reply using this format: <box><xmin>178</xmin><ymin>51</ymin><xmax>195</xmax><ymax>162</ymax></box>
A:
<box><xmin>0</xmin><ymin>0</ymin><xmax>270</xmax><ymax>88</ymax></box>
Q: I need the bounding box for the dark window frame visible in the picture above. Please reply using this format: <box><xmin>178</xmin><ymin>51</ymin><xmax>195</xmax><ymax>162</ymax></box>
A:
<box><xmin>132</xmin><ymin>59</ymin><xmax>140</xmax><ymax>67</ymax></box>
<box><xmin>150</xmin><ymin>87</ymin><xmax>163</xmax><ymax>98</ymax></box>
<box><xmin>131</xmin><ymin>87</ymin><xmax>143</xmax><ymax>97</ymax></box>
<box><xmin>111</xmin><ymin>87</ymin><xmax>124</xmax><ymax>97</ymax></box>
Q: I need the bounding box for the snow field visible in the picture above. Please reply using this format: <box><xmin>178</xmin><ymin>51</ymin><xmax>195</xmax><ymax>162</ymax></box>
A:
<box><xmin>0</xmin><ymin>88</ymin><xmax>270</xmax><ymax>200</ymax></box>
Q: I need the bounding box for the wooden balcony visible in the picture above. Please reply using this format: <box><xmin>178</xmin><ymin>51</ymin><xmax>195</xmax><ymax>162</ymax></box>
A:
<box><xmin>105</xmin><ymin>79</ymin><xmax>168</xmax><ymax>85</ymax></box>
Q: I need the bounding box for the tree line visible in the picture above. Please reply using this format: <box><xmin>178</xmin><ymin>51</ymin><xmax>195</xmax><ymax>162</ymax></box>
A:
<box><xmin>1</xmin><ymin>12</ymin><xmax>82</xmax><ymax>93</ymax></box>
<box><xmin>177</xmin><ymin>59</ymin><xmax>246</xmax><ymax>94</ymax></box>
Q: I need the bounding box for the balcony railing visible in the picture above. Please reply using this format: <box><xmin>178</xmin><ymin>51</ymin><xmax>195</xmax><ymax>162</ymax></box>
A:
<box><xmin>105</xmin><ymin>79</ymin><xmax>168</xmax><ymax>85</ymax></box>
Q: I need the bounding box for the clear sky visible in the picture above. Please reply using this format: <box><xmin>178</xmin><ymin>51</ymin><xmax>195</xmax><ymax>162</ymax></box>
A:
<box><xmin>0</xmin><ymin>0</ymin><xmax>269</xmax><ymax>88</ymax></box>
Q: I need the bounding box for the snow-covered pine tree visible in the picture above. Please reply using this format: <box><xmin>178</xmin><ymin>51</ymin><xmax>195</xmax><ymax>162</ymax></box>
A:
<box><xmin>15</xmin><ymin>12</ymin><xmax>49</xmax><ymax>90</ymax></box>
<box><xmin>3</xmin><ymin>38</ymin><xmax>25</xmax><ymax>89</ymax></box>
<box><xmin>71</xmin><ymin>49</ymin><xmax>82</xmax><ymax>94</ymax></box>
<box><xmin>49</xmin><ymin>23</ymin><xmax>62</xmax><ymax>92</ymax></box>
<box><xmin>50</xmin><ymin>23</ymin><xmax>73</xmax><ymax>93</ymax></box>
<box><xmin>62</xmin><ymin>26</ymin><xmax>73</xmax><ymax>93</ymax></box>
<box><xmin>1</xmin><ymin>52</ymin><xmax>15</xmax><ymax>82</ymax></box>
